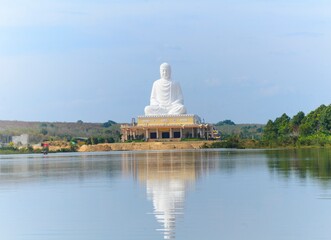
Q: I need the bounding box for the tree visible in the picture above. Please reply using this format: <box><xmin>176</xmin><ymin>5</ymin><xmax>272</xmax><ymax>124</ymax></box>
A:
<box><xmin>262</xmin><ymin>114</ymin><xmax>291</xmax><ymax>144</ymax></box>
<box><xmin>40</xmin><ymin>129</ymin><xmax>48</xmax><ymax>135</ymax></box>
<box><xmin>274</xmin><ymin>113</ymin><xmax>290</xmax><ymax>136</ymax></box>
<box><xmin>290</xmin><ymin>111</ymin><xmax>305</xmax><ymax>133</ymax></box>
<box><xmin>300</xmin><ymin>104</ymin><xmax>327</xmax><ymax>135</ymax></box>
<box><xmin>319</xmin><ymin>105</ymin><xmax>331</xmax><ymax>131</ymax></box>
<box><xmin>292</xmin><ymin>111</ymin><xmax>305</xmax><ymax>126</ymax></box>
<box><xmin>215</xmin><ymin>120</ymin><xmax>235</xmax><ymax>126</ymax></box>
<box><xmin>263</xmin><ymin>120</ymin><xmax>276</xmax><ymax>141</ymax></box>
<box><xmin>103</xmin><ymin>120</ymin><xmax>117</xmax><ymax>128</ymax></box>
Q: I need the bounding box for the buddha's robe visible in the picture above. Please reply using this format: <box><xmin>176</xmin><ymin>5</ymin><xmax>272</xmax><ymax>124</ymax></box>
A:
<box><xmin>144</xmin><ymin>79</ymin><xmax>187</xmax><ymax>115</ymax></box>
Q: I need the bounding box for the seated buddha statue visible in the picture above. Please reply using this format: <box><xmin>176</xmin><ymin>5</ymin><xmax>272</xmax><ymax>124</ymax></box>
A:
<box><xmin>144</xmin><ymin>63</ymin><xmax>187</xmax><ymax>115</ymax></box>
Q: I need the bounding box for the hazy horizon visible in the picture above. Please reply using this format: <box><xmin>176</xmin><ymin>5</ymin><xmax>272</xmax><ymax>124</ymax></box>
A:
<box><xmin>0</xmin><ymin>118</ymin><xmax>266</xmax><ymax>125</ymax></box>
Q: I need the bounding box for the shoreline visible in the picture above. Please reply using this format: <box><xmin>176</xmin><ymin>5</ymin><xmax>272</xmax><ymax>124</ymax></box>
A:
<box><xmin>1</xmin><ymin>141</ymin><xmax>330</xmax><ymax>155</ymax></box>
<box><xmin>77</xmin><ymin>142</ymin><xmax>331</xmax><ymax>152</ymax></box>
<box><xmin>78</xmin><ymin>141</ymin><xmax>211</xmax><ymax>152</ymax></box>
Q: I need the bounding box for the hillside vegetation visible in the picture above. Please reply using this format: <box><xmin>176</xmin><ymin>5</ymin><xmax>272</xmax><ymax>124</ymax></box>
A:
<box><xmin>3</xmin><ymin>103</ymin><xmax>331</xmax><ymax>151</ymax></box>
<box><xmin>263</xmin><ymin>104</ymin><xmax>331</xmax><ymax>147</ymax></box>
<box><xmin>0</xmin><ymin>120</ymin><xmax>121</xmax><ymax>144</ymax></box>
<box><xmin>214</xmin><ymin>123</ymin><xmax>264</xmax><ymax>140</ymax></box>
<box><xmin>208</xmin><ymin>120</ymin><xmax>264</xmax><ymax>149</ymax></box>
<box><xmin>212</xmin><ymin>104</ymin><xmax>331</xmax><ymax>149</ymax></box>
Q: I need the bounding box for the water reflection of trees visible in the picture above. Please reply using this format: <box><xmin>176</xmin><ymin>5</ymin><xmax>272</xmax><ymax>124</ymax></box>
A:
<box><xmin>0</xmin><ymin>154</ymin><xmax>122</xmax><ymax>183</ymax></box>
<box><xmin>121</xmin><ymin>150</ymin><xmax>219</xmax><ymax>240</ymax></box>
<box><xmin>267</xmin><ymin>149</ymin><xmax>331</xmax><ymax>183</ymax></box>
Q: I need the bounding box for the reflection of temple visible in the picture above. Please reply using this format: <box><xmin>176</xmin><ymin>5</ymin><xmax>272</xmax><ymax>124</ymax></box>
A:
<box><xmin>122</xmin><ymin>151</ymin><xmax>218</xmax><ymax>239</ymax></box>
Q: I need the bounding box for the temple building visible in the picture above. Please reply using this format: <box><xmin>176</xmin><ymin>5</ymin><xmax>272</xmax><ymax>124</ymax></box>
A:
<box><xmin>121</xmin><ymin>63</ymin><xmax>215</xmax><ymax>142</ymax></box>
<box><xmin>121</xmin><ymin>114</ymin><xmax>214</xmax><ymax>141</ymax></box>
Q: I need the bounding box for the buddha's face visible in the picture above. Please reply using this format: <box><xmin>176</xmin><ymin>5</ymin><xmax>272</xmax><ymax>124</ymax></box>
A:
<box><xmin>160</xmin><ymin>65</ymin><xmax>171</xmax><ymax>80</ymax></box>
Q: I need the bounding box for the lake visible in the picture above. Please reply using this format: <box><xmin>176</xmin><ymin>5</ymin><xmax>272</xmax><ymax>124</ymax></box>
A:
<box><xmin>1</xmin><ymin>148</ymin><xmax>331</xmax><ymax>240</ymax></box>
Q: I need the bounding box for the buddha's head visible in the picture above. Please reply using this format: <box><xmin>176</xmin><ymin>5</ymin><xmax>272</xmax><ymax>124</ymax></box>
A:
<box><xmin>160</xmin><ymin>63</ymin><xmax>171</xmax><ymax>80</ymax></box>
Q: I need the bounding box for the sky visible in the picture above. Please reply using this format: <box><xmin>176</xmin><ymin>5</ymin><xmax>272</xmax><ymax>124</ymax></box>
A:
<box><xmin>0</xmin><ymin>0</ymin><xmax>331</xmax><ymax>124</ymax></box>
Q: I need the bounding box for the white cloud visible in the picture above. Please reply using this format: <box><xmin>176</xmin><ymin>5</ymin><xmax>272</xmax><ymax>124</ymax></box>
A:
<box><xmin>259</xmin><ymin>85</ymin><xmax>281</xmax><ymax>97</ymax></box>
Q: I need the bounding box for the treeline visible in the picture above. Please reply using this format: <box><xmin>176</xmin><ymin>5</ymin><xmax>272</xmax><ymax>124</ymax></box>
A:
<box><xmin>215</xmin><ymin>120</ymin><xmax>236</xmax><ymax>126</ymax></box>
<box><xmin>85</xmin><ymin>136</ymin><xmax>115</xmax><ymax>145</ymax></box>
<box><xmin>0</xmin><ymin>119</ymin><xmax>121</xmax><ymax>144</ymax></box>
<box><xmin>214</xmin><ymin>121</ymin><xmax>263</xmax><ymax>141</ymax></box>
<box><xmin>263</xmin><ymin>104</ymin><xmax>331</xmax><ymax>147</ymax></box>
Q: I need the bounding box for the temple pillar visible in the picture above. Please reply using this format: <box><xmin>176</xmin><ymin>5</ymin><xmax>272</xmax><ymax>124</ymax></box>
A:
<box><xmin>124</xmin><ymin>130</ymin><xmax>128</xmax><ymax>141</ymax></box>
<box><xmin>170</xmin><ymin>128</ymin><xmax>173</xmax><ymax>138</ymax></box>
<box><xmin>145</xmin><ymin>129</ymin><xmax>149</xmax><ymax>141</ymax></box>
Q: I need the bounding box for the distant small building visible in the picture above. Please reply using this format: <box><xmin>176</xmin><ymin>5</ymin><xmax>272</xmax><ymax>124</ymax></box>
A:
<box><xmin>0</xmin><ymin>135</ymin><xmax>12</xmax><ymax>147</ymax></box>
<box><xmin>12</xmin><ymin>134</ymin><xmax>29</xmax><ymax>146</ymax></box>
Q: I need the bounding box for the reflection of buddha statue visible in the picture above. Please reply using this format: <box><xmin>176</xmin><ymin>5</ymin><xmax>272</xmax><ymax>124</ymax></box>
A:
<box><xmin>144</xmin><ymin>63</ymin><xmax>187</xmax><ymax>115</ymax></box>
<box><xmin>146</xmin><ymin>179</ymin><xmax>185</xmax><ymax>240</ymax></box>
<box><xmin>121</xmin><ymin>151</ymin><xmax>218</xmax><ymax>240</ymax></box>
<box><xmin>144</xmin><ymin>152</ymin><xmax>195</xmax><ymax>240</ymax></box>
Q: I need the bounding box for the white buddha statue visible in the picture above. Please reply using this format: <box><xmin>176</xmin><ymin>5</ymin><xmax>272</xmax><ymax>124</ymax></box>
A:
<box><xmin>144</xmin><ymin>63</ymin><xmax>187</xmax><ymax>115</ymax></box>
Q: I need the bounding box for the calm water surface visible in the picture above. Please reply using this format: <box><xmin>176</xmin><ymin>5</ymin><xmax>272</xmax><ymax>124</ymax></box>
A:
<box><xmin>1</xmin><ymin>149</ymin><xmax>331</xmax><ymax>240</ymax></box>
